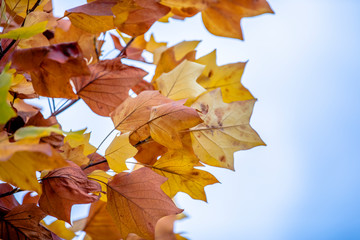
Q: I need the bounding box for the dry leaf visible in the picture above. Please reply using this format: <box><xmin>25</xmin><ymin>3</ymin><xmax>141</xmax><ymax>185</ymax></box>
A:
<box><xmin>107</xmin><ymin>167</ymin><xmax>183</xmax><ymax>240</ymax></box>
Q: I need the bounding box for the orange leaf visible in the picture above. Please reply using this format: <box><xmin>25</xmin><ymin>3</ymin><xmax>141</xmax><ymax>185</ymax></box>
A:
<box><xmin>0</xmin><ymin>142</ymin><xmax>68</xmax><ymax>193</ymax></box>
<box><xmin>82</xmin><ymin>201</ymin><xmax>122</xmax><ymax>240</ymax></box>
<box><xmin>11</xmin><ymin>42</ymin><xmax>90</xmax><ymax>99</ymax></box>
<box><xmin>112</xmin><ymin>0</ymin><xmax>170</xmax><ymax>36</ymax></box>
<box><xmin>39</xmin><ymin>164</ymin><xmax>101</xmax><ymax>223</ymax></box>
<box><xmin>0</xmin><ymin>204</ymin><xmax>59</xmax><ymax>239</ymax></box>
<box><xmin>202</xmin><ymin>0</ymin><xmax>274</xmax><ymax>40</ymax></box>
<box><xmin>147</xmin><ymin>100</ymin><xmax>202</xmax><ymax>149</ymax></box>
<box><xmin>107</xmin><ymin>167</ymin><xmax>183</xmax><ymax>240</ymax></box>
<box><xmin>65</xmin><ymin>0</ymin><xmax>116</xmax><ymax>34</ymax></box>
<box><xmin>111</xmin><ymin>90</ymin><xmax>172</xmax><ymax>134</ymax></box>
<box><xmin>72</xmin><ymin>58</ymin><xmax>147</xmax><ymax>116</ymax></box>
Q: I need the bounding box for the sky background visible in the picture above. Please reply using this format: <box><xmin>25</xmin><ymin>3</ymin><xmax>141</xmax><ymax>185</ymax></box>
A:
<box><xmin>40</xmin><ymin>0</ymin><xmax>360</xmax><ymax>239</ymax></box>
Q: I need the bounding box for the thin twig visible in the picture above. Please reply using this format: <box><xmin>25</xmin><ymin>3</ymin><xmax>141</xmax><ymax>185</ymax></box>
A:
<box><xmin>0</xmin><ymin>188</ymin><xmax>23</xmax><ymax>198</ymax></box>
<box><xmin>51</xmin><ymin>98</ymin><xmax>79</xmax><ymax>116</ymax></box>
<box><xmin>118</xmin><ymin>37</ymin><xmax>136</xmax><ymax>57</ymax></box>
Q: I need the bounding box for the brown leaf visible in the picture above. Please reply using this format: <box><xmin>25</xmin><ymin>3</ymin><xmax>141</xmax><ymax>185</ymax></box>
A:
<box><xmin>51</xmin><ymin>20</ymin><xmax>101</xmax><ymax>63</ymax></box>
<box><xmin>111</xmin><ymin>90</ymin><xmax>172</xmax><ymax>135</ymax></box>
<box><xmin>0</xmin><ymin>183</ymin><xmax>19</xmax><ymax>215</ymax></box>
<box><xmin>22</xmin><ymin>192</ymin><xmax>40</xmax><ymax>205</ymax></box>
<box><xmin>0</xmin><ymin>203</ymin><xmax>59</xmax><ymax>240</ymax></box>
<box><xmin>107</xmin><ymin>167</ymin><xmax>183</xmax><ymax>240</ymax></box>
<box><xmin>131</xmin><ymin>79</ymin><xmax>155</xmax><ymax>95</ymax></box>
<box><xmin>112</xmin><ymin>0</ymin><xmax>170</xmax><ymax>36</ymax></box>
<box><xmin>72</xmin><ymin>58</ymin><xmax>147</xmax><ymax>116</ymax></box>
<box><xmin>11</xmin><ymin>42</ymin><xmax>90</xmax><ymax>99</ymax></box>
<box><xmin>110</xmin><ymin>34</ymin><xmax>145</xmax><ymax>61</ymax></box>
<box><xmin>83</xmin><ymin>153</ymin><xmax>110</xmax><ymax>175</ymax></box>
<box><xmin>39</xmin><ymin>164</ymin><xmax>101</xmax><ymax>223</ymax></box>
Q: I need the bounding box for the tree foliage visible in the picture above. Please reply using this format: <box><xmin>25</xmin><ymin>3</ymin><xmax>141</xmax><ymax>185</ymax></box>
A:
<box><xmin>0</xmin><ymin>0</ymin><xmax>272</xmax><ymax>239</ymax></box>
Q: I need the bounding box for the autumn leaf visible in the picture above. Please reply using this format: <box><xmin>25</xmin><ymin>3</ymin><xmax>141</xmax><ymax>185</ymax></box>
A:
<box><xmin>14</xmin><ymin>125</ymin><xmax>63</xmax><ymax>141</ymax></box>
<box><xmin>0</xmin><ymin>142</ymin><xmax>68</xmax><ymax>193</ymax></box>
<box><xmin>107</xmin><ymin>167</ymin><xmax>183</xmax><ymax>240</ymax></box>
<box><xmin>147</xmin><ymin>99</ymin><xmax>202</xmax><ymax>149</ymax></box>
<box><xmin>64</xmin><ymin>129</ymin><xmax>97</xmax><ymax>156</ymax></box>
<box><xmin>110</xmin><ymin>33</ymin><xmax>145</xmax><ymax>61</ymax></box>
<box><xmin>5</xmin><ymin>0</ymin><xmax>50</xmax><ymax>17</ymax></box>
<box><xmin>9</xmin><ymin>72</ymin><xmax>37</xmax><ymax>99</ymax></box>
<box><xmin>0</xmin><ymin>183</ymin><xmax>19</xmax><ymax>214</ymax></box>
<box><xmin>60</xmin><ymin>143</ymin><xmax>90</xmax><ymax>166</ymax></box>
<box><xmin>105</xmin><ymin>132</ymin><xmax>138</xmax><ymax>173</ymax></box>
<box><xmin>22</xmin><ymin>192</ymin><xmax>40</xmax><ymax>204</ymax></box>
<box><xmin>195</xmin><ymin>50</ymin><xmax>253</xmax><ymax>102</ymax></box>
<box><xmin>82</xmin><ymin>200</ymin><xmax>122</xmax><ymax>240</ymax></box>
<box><xmin>156</xmin><ymin>60</ymin><xmax>206</xmax><ymax>101</ymax></box>
<box><xmin>39</xmin><ymin>164</ymin><xmax>101</xmax><ymax>223</ymax></box>
<box><xmin>190</xmin><ymin>89</ymin><xmax>265</xmax><ymax>170</ymax></box>
<box><xmin>201</xmin><ymin>0</ymin><xmax>274</xmax><ymax>39</ymax></box>
<box><xmin>0</xmin><ymin>21</ymin><xmax>48</xmax><ymax>39</ymax></box>
<box><xmin>159</xmin><ymin>0</ymin><xmax>209</xmax><ymax>17</ymax></box>
<box><xmin>152</xmin><ymin>41</ymin><xmax>199</xmax><ymax>81</ymax></box>
<box><xmin>0</xmin><ymin>65</ymin><xmax>16</xmax><ymax>124</ymax></box>
<box><xmin>111</xmin><ymin>90</ymin><xmax>172</xmax><ymax>134</ymax></box>
<box><xmin>133</xmin><ymin>140</ymin><xmax>167</xmax><ymax>166</ymax></box>
<box><xmin>41</xmin><ymin>220</ymin><xmax>76</xmax><ymax>240</ymax></box>
<box><xmin>152</xmin><ymin>150</ymin><xmax>218</xmax><ymax>201</ymax></box>
<box><xmin>51</xmin><ymin>20</ymin><xmax>101</xmax><ymax>63</ymax></box>
<box><xmin>72</xmin><ymin>57</ymin><xmax>147</xmax><ymax>116</ymax></box>
<box><xmin>0</xmin><ymin>203</ymin><xmax>59</xmax><ymax>240</ymax></box>
<box><xmin>11</xmin><ymin>42</ymin><xmax>90</xmax><ymax>99</ymax></box>
<box><xmin>65</xmin><ymin>0</ymin><xmax>116</xmax><ymax>34</ymax></box>
<box><xmin>112</xmin><ymin>0</ymin><xmax>170</xmax><ymax>36</ymax></box>
<box><xmin>87</xmin><ymin>170</ymin><xmax>111</xmax><ymax>202</ymax></box>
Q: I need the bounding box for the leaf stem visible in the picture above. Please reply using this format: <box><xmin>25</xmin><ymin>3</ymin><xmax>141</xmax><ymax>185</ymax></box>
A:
<box><xmin>118</xmin><ymin>37</ymin><xmax>136</xmax><ymax>57</ymax></box>
<box><xmin>51</xmin><ymin>98</ymin><xmax>79</xmax><ymax>116</ymax></box>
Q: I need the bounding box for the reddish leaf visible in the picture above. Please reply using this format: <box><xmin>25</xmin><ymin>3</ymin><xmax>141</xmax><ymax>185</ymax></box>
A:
<box><xmin>11</xmin><ymin>42</ymin><xmax>90</xmax><ymax>99</ymax></box>
<box><xmin>107</xmin><ymin>167</ymin><xmax>183</xmax><ymax>240</ymax></box>
<box><xmin>111</xmin><ymin>90</ymin><xmax>172</xmax><ymax>135</ymax></box>
<box><xmin>72</xmin><ymin>58</ymin><xmax>147</xmax><ymax>116</ymax></box>
<box><xmin>22</xmin><ymin>192</ymin><xmax>40</xmax><ymax>204</ymax></box>
<box><xmin>110</xmin><ymin>34</ymin><xmax>145</xmax><ymax>61</ymax></box>
<box><xmin>131</xmin><ymin>79</ymin><xmax>155</xmax><ymax>95</ymax></box>
<box><xmin>83</xmin><ymin>153</ymin><xmax>110</xmax><ymax>175</ymax></box>
<box><xmin>0</xmin><ymin>183</ymin><xmax>19</xmax><ymax>215</ymax></box>
<box><xmin>39</xmin><ymin>164</ymin><xmax>101</xmax><ymax>223</ymax></box>
<box><xmin>0</xmin><ymin>203</ymin><xmax>60</xmax><ymax>240</ymax></box>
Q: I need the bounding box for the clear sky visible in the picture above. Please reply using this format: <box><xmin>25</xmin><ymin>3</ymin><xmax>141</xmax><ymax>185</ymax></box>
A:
<box><xmin>46</xmin><ymin>0</ymin><xmax>360</xmax><ymax>239</ymax></box>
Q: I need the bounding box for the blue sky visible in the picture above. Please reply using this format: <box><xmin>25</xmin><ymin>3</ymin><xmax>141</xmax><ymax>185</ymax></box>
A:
<box><xmin>47</xmin><ymin>0</ymin><xmax>360</xmax><ymax>239</ymax></box>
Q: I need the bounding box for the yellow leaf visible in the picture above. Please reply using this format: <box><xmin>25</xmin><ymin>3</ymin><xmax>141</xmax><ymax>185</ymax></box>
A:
<box><xmin>156</xmin><ymin>60</ymin><xmax>206</xmax><ymax>101</ymax></box>
<box><xmin>190</xmin><ymin>89</ymin><xmax>265</xmax><ymax>170</ymax></box>
<box><xmin>152</xmin><ymin>41</ymin><xmax>199</xmax><ymax>81</ymax></box>
<box><xmin>196</xmin><ymin>50</ymin><xmax>253</xmax><ymax>102</ymax></box>
<box><xmin>87</xmin><ymin>170</ymin><xmax>111</xmax><ymax>202</ymax></box>
<box><xmin>152</xmin><ymin>150</ymin><xmax>219</xmax><ymax>201</ymax></box>
<box><xmin>0</xmin><ymin>142</ymin><xmax>68</xmax><ymax>193</ymax></box>
<box><xmin>202</xmin><ymin>0</ymin><xmax>274</xmax><ymax>39</ymax></box>
<box><xmin>14</xmin><ymin>125</ymin><xmax>63</xmax><ymax>141</ymax></box>
<box><xmin>65</xmin><ymin>1</ymin><xmax>116</xmax><ymax>34</ymax></box>
<box><xmin>60</xmin><ymin>143</ymin><xmax>90</xmax><ymax>166</ymax></box>
<box><xmin>0</xmin><ymin>65</ymin><xmax>16</xmax><ymax>124</ymax></box>
<box><xmin>105</xmin><ymin>132</ymin><xmax>138</xmax><ymax>173</ymax></box>
<box><xmin>0</xmin><ymin>21</ymin><xmax>48</xmax><ymax>40</ymax></box>
<box><xmin>41</xmin><ymin>220</ymin><xmax>75</xmax><ymax>240</ymax></box>
<box><xmin>5</xmin><ymin>0</ymin><xmax>50</xmax><ymax>17</ymax></box>
<box><xmin>64</xmin><ymin>129</ymin><xmax>97</xmax><ymax>156</ymax></box>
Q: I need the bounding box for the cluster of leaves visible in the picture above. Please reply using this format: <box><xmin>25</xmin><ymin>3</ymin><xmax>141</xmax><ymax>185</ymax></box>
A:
<box><xmin>0</xmin><ymin>0</ymin><xmax>272</xmax><ymax>239</ymax></box>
